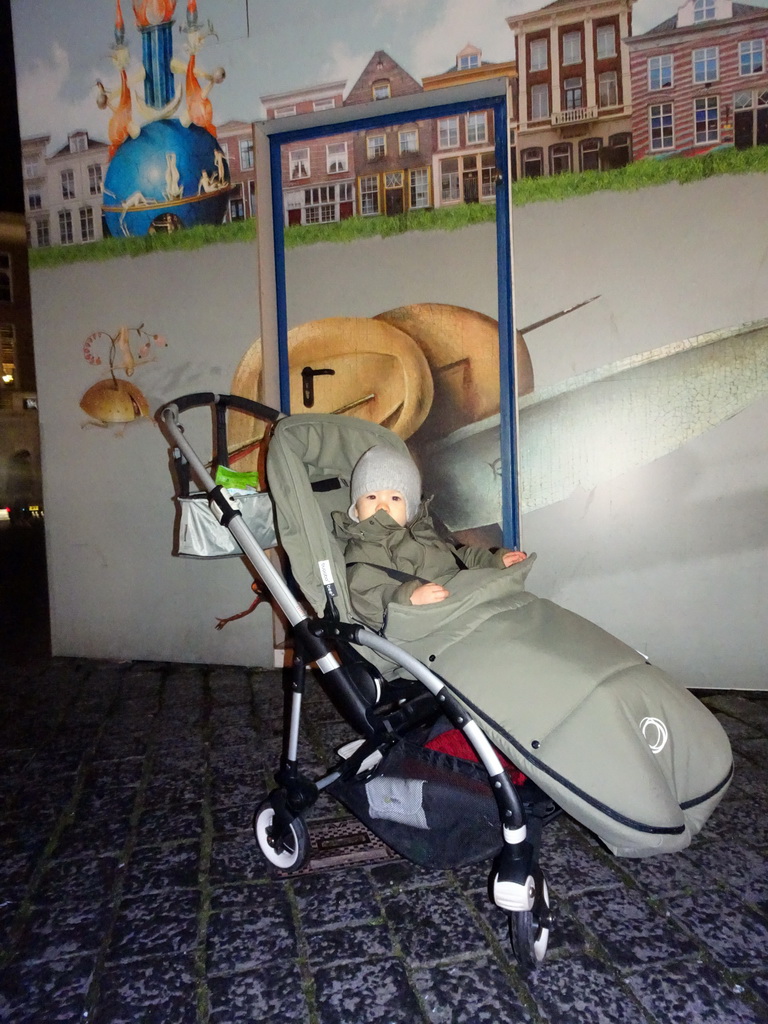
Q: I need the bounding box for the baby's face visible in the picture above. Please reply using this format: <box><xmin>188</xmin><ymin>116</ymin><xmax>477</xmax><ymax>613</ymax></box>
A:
<box><xmin>355</xmin><ymin>489</ymin><xmax>407</xmax><ymax>527</ymax></box>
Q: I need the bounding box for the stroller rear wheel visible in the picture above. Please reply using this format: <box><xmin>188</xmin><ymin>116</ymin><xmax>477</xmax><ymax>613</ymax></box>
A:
<box><xmin>254</xmin><ymin>800</ymin><xmax>310</xmax><ymax>872</ymax></box>
<box><xmin>509</xmin><ymin>870</ymin><xmax>552</xmax><ymax>970</ymax></box>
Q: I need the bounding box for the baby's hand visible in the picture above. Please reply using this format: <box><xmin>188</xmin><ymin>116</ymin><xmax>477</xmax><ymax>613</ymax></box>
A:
<box><xmin>410</xmin><ymin>583</ymin><xmax>449</xmax><ymax>605</ymax></box>
<box><xmin>502</xmin><ymin>551</ymin><xmax>527</xmax><ymax>567</ymax></box>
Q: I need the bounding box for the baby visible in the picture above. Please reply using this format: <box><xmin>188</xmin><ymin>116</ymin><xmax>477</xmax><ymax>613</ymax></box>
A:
<box><xmin>333</xmin><ymin>444</ymin><xmax>526</xmax><ymax>630</ymax></box>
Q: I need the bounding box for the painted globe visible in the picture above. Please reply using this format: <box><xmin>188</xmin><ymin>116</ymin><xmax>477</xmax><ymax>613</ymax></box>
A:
<box><xmin>102</xmin><ymin>119</ymin><xmax>231</xmax><ymax>237</ymax></box>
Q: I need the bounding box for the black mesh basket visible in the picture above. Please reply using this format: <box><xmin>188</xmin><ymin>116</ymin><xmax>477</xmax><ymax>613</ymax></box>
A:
<box><xmin>328</xmin><ymin>739</ymin><xmax>503</xmax><ymax>869</ymax></box>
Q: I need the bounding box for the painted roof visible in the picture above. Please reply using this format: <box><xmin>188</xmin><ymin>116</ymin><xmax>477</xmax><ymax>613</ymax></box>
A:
<box><xmin>637</xmin><ymin>1</ymin><xmax>768</xmax><ymax>37</ymax></box>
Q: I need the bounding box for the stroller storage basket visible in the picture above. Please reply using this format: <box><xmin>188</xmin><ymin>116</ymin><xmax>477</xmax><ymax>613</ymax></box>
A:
<box><xmin>177</xmin><ymin>491</ymin><xmax>276</xmax><ymax>557</ymax></box>
<box><xmin>329</xmin><ymin>739</ymin><xmax>505</xmax><ymax>869</ymax></box>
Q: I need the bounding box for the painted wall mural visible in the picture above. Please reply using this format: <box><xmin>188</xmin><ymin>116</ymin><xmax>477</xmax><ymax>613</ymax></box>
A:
<box><xmin>10</xmin><ymin>0</ymin><xmax>768</xmax><ymax>683</ymax></box>
<box><xmin>228</xmin><ymin>304</ymin><xmax>768</xmax><ymax>541</ymax></box>
<box><xmin>80</xmin><ymin>323</ymin><xmax>167</xmax><ymax>432</ymax></box>
<box><xmin>99</xmin><ymin>0</ymin><xmax>230</xmax><ymax>236</ymax></box>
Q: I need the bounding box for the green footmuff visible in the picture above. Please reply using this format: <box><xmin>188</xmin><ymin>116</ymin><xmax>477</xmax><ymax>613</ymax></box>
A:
<box><xmin>267</xmin><ymin>413</ymin><xmax>733</xmax><ymax>859</ymax></box>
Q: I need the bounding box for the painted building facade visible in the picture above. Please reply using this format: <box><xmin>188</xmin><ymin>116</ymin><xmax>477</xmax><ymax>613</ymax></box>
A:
<box><xmin>23</xmin><ymin>131</ymin><xmax>109</xmax><ymax>248</ymax></box>
<box><xmin>343</xmin><ymin>51</ymin><xmax>434</xmax><ymax>219</ymax></box>
<box><xmin>507</xmin><ymin>0</ymin><xmax>635</xmax><ymax>176</ymax></box>
<box><xmin>216</xmin><ymin>119</ymin><xmax>256</xmax><ymax>222</ymax></box>
<box><xmin>423</xmin><ymin>44</ymin><xmax>518</xmax><ymax>201</ymax></box>
<box><xmin>626</xmin><ymin>0</ymin><xmax>768</xmax><ymax>159</ymax></box>
<box><xmin>261</xmin><ymin>81</ymin><xmax>357</xmax><ymax>226</ymax></box>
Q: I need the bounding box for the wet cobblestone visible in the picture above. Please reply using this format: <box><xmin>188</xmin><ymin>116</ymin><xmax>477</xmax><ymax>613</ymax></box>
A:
<box><xmin>0</xmin><ymin>660</ymin><xmax>765</xmax><ymax>1024</ymax></box>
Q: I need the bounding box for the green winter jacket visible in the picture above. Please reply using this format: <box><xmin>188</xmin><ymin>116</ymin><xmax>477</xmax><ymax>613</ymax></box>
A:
<box><xmin>332</xmin><ymin>502</ymin><xmax>509</xmax><ymax>630</ymax></box>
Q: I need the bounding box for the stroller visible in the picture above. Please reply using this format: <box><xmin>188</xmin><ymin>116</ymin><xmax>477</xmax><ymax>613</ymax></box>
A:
<box><xmin>160</xmin><ymin>393</ymin><xmax>733</xmax><ymax>970</ymax></box>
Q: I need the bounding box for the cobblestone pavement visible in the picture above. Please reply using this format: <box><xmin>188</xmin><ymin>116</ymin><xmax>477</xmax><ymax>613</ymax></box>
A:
<box><xmin>0</xmin><ymin>657</ymin><xmax>766</xmax><ymax>1024</ymax></box>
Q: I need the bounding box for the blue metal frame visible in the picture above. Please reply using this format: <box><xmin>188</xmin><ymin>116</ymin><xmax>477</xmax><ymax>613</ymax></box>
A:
<box><xmin>263</xmin><ymin>90</ymin><xmax>519</xmax><ymax>548</ymax></box>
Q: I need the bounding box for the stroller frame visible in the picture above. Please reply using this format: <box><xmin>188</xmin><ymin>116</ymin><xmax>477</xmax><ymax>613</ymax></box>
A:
<box><xmin>160</xmin><ymin>392</ymin><xmax>557</xmax><ymax>968</ymax></box>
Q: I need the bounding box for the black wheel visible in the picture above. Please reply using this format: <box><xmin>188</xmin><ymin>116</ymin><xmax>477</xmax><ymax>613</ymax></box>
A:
<box><xmin>509</xmin><ymin>870</ymin><xmax>552</xmax><ymax>970</ymax></box>
<box><xmin>254</xmin><ymin>800</ymin><xmax>310</xmax><ymax>873</ymax></box>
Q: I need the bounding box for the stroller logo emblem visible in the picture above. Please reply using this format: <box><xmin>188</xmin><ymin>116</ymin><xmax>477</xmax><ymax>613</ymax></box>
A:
<box><xmin>640</xmin><ymin>717</ymin><xmax>668</xmax><ymax>753</ymax></box>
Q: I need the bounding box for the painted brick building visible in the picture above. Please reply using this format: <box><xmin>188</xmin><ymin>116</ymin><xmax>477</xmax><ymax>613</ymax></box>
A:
<box><xmin>344</xmin><ymin>51</ymin><xmax>433</xmax><ymax>217</ymax></box>
<box><xmin>216</xmin><ymin>120</ymin><xmax>257</xmax><ymax>222</ymax></box>
<box><xmin>626</xmin><ymin>0</ymin><xmax>768</xmax><ymax>159</ymax></box>
<box><xmin>507</xmin><ymin>0</ymin><xmax>635</xmax><ymax>176</ymax></box>
<box><xmin>260</xmin><ymin>80</ymin><xmax>357</xmax><ymax>226</ymax></box>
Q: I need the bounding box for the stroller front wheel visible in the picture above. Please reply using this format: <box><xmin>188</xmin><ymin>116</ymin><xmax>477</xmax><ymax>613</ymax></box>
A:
<box><xmin>509</xmin><ymin>871</ymin><xmax>552</xmax><ymax>970</ymax></box>
<box><xmin>254</xmin><ymin>800</ymin><xmax>311</xmax><ymax>872</ymax></box>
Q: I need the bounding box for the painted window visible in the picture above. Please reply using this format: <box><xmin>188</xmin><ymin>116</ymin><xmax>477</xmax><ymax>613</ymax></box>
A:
<box><xmin>563</xmin><ymin>31</ymin><xmax>581</xmax><ymax>65</ymax></box>
<box><xmin>1</xmin><ymin>324</ymin><xmax>15</xmax><ymax>386</ymax></box>
<box><xmin>0</xmin><ymin>253</ymin><xmax>10</xmax><ymax>303</ymax></box>
<box><xmin>61</xmin><ymin>169</ymin><xmax>75</xmax><ymax>200</ymax></box>
<box><xmin>290</xmin><ymin>148</ymin><xmax>309</xmax><ymax>180</ymax></box>
<box><xmin>693</xmin><ymin>0</ymin><xmax>715</xmax><ymax>21</ymax></box>
<box><xmin>564</xmin><ymin>77</ymin><xmax>583</xmax><ymax>109</ymax></box>
<box><xmin>648</xmin><ymin>55</ymin><xmax>673</xmax><ymax>90</ymax></box>
<box><xmin>693</xmin><ymin>47</ymin><xmax>719</xmax><ymax>84</ymax></box>
<box><xmin>695</xmin><ymin>95</ymin><xmax>719</xmax><ymax>143</ymax></box>
<box><xmin>304</xmin><ymin>185</ymin><xmax>337</xmax><ymax>224</ymax></box>
<box><xmin>88</xmin><ymin>163</ymin><xmax>103</xmax><ymax>195</ymax></box>
<box><xmin>35</xmin><ymin>219</ymin><xmax>50</xmax><ymax>247</ymax></box>
<box><xmin>327</xmin><ymin>141</ymin><xmax>348</xmax><ymax>173</ymax></box>
<box><xmin>367</xmin><ymin>134</ymin><xmax>386</xmax><ymax>159</ymax></box>
<box><xmin>372</xmin><ymin>80</ymin><xmax>391</xmax><ymax>100</ymax></box>
<box><xmin>531</xmin><ymin>83</ymin><xmax>550</xmax><ymax>120</ymax></box>
<box><xmin>59</xmin><ymin>209</ymin><xmax>74</xmax><ymax>244</ymax></box>
<box><xmin>734</xmin><ymin>88</ymin><xmax>768</xmax><ymax>110</ymax></box>
<box><xmin>239</xmin><ymin>139</ymin><xmax>254</xmax><ymax>169</ymax></box>
<box><xmin>599</xmin><ymin>71</ymin><xmax>618</xmax><ymax>107</ymax></box>
<box><xmin>481</xmin><ymin>152</ymin><xmax>496</xmax><ymax>197</ymax></box>
<box><xmin>530</xmin><ymin>38</ymin><xmax>548</xmax><ymax>71</ymax></box>
<box><xmin>466</xmin><ymin>111</ymin><xmax>488</xmax><ymax>144</ymax></box>
<box><xmin>580</xmin><ymin>137</ymin><xmax>601</xmax><ymax>171</ymax></box>
<box><xmin>229</xmin><ymin>195</ymin><xmax>245</xmax><ymax>221</ymax></box>
<box><xmin>521</xmin><ymin>147</ymin><xmax>544</xmax><ymax>177</ymax></box>
<box><xmin>650</xmin><ymin>102</ymin><xmax>674</xmax><ymax>150</ymax></box>
<box><xmin>609</xmin><ymin>132</ymin><xmax>632</xmax><ymax>164</ymax></box>
<box><xmin>596</xmin><ymin>25</ymin><xmax>616</xmax><ymax>59</ymax></box>
<box><xmin>360</xmin><ymin>175</ymin><xmax>379</xmax><ymax>215</ymax></box>
<box><xmin>739</xmin><ymin>40</ymin><xmax>764</xmax><ymax>76</ymax></box>
<box><xmin>399</xmin><ymin>129</ymin><xmax>418</xmax><ymax>153</ymax></box>
<box><xmin>458</xmin><ymin>53</ymin><xmax>480</xmax><ymax>70</ymax></box>
<box><xmin>438</xmin><ymin>117</ymin><xmax>459</xmax><ymax>148</ymax></box>
<box><xmin>80</xmin><ymin>206</ymin><xmax>95</xmax><ymax>241</ymax></box>
<box><xmin>550</xmin><ymin>142</ymin><xmax>572</xmax><ymax>174</ymax></box>
<box><xmin>441</xmin><ymin>157</ymin><xmax>460</xmax><ymax>201</ymax></box>
<box><xmin>409</xmin><ymin>168</ymin><xmax>429</xmax><ymax>208</ymax></box>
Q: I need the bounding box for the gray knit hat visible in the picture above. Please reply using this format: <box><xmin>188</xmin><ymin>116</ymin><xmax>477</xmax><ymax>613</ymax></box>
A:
<box><xmin>349</xmin><ymin>445</ymin><xmax>422</xmax><ymax>524</ymax></box>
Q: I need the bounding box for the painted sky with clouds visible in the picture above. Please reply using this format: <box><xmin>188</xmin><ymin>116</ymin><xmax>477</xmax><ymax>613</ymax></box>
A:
<box><xmin>9</xmin><ymin>0</ymin><xmax>759</xmax><ymax>152</ymax></box>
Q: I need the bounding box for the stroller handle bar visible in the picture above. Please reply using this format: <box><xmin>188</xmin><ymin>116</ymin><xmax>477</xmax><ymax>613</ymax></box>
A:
<box><xmin>158</xmin><ymin>393</ymin><xmax>312</xmax><ymax>631</ymax></box>
<box><xmin>160</xmin><ymin>391</ymin><xmax>282</xmax><ymax>420</ymax></box>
